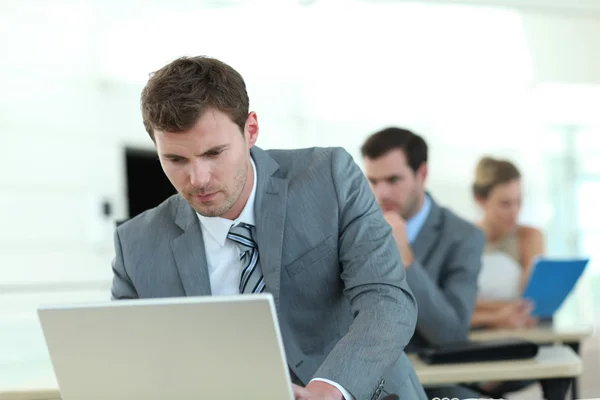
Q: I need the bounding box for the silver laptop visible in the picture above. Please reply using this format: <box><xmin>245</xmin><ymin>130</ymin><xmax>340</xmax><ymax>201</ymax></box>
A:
<box><xmin>38</xmin><ymin>294</ymin><xmax>294</xmax><ymax>400</ymax></box>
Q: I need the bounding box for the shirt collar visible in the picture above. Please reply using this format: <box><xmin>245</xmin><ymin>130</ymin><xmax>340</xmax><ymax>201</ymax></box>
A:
<box><xmin>196</xmin><ymin>157</ymin><xmax>257</xmax><ymax>246</ymax></box>
<box><xmin>406</xmin><ymin>193</ymin><xmax>432</xmax><ymax>243</ymax></box>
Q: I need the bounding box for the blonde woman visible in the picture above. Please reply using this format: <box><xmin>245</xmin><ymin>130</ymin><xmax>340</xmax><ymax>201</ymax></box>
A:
<box><xmin>471</xmin><ymin>156</ymin><xmax>544</xmax><ymax>328</ymax></box>
<box><xmin>469</xmin><ymin>157</ymin><xmax>544</xmax><ymax>398</ymax></box>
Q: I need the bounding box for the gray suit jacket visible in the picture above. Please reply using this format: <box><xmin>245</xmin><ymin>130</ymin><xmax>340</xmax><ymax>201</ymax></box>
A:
<box><xmin>111</xmin><ymin>146</ymin><xmax>427</xmax><ymax>400</ymax></box>
<box><xmin>406</xmin><ymin>197</ymin><xmax>485</xmax><ymax>350</ymax></box>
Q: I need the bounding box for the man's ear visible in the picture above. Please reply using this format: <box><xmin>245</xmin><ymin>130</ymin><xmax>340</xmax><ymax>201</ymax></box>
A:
<box><xmin>244</xmin><ymin>112</ymin><xmax>259</xmax><ymax>148</ymax></box>
<box><xmin>417</xmin><ymin>162</ymin><xmax>428</xmax><ymax>184</ymax></box>
<box><xmin>475</xmin><ymin>195</ymin><xmax>487</xmax><ymax>208</ymax></box>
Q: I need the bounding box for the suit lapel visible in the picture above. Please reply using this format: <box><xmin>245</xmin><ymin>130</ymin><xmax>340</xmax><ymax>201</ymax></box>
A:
<box><xmin>412</xmin><ymin>197</ymin><xmax>443</xmax><ymax>264</ymax></box>
<box><xmin>251</xmin><ymin>147</ymin><xmax>288</xmax><ymax>313</ymax></box>
<box><xmin>171</xmin><ymin>196</ymin><xmax>212</xmax><ymax>296</ymax></box>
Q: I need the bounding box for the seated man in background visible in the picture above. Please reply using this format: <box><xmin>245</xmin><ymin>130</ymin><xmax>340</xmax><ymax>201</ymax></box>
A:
<box><xmin>111</xmin><ymin>56</ymin><xmax>427</xmax><ymax>400</ymax></box>
<box><xmin>361</xmin><ymin>127</ymin><xmax>485</xmax><ymax>400</ymax></box>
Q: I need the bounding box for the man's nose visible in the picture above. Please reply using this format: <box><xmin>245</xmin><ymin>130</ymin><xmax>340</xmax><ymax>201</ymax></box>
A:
<box><xmin>189</xmin><ymin>160</ymin><xmax>211</xmax><ymax>188</ymax></box>
<box><xmin>373</xmin><ymin>183</ymin><xmax>391</xmax><ymax>200</ymax></box>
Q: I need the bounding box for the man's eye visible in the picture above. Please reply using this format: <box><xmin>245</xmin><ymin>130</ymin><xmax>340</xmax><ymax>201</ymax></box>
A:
<box><xmin>206</xmin><ymin>150</ymin><xmax>223</xmax><ymax>157</ymax></box>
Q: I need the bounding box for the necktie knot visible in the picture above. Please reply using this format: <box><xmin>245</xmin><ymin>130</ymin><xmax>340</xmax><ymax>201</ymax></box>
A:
<box><xmin>227</xmin><ymin>223</ymin><xmax>256</xmax><ymax>253</ymax></box>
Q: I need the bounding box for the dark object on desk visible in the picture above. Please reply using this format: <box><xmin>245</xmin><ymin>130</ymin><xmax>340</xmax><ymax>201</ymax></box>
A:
<box><xmin>417</xmin><ymin>338</ymin><xmax>539</xmax><ymax>364</ymax></box>
<box><xmin>381</xmin><ymin>395</ymin><xmax>399</xmax><ymax>400</ymax></box>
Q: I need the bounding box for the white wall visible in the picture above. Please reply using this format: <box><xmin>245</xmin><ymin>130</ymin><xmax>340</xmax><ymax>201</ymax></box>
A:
<box><xmin>1</xmin><ymin>0</ymin><xmax>600</xmax><ymax>290</ymax></box>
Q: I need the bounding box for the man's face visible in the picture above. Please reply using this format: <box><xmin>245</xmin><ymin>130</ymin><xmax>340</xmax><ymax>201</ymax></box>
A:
<box><xmin>364</xmin><ymin>149</ymin><xmax>427</xmax><ymax>220</ymax></box>
<box><xmin>154</xmin><ymin>108</ymin><xmax>259</xmax><ymax>219</ymax></box>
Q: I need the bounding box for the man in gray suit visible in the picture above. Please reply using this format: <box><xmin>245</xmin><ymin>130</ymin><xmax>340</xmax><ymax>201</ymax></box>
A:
<box><xmin>361</xmin><ymin>127</ymin><xmax>486</xmax><ymax>399</ymax></box>
<box><xmin>111</xmin><ymin>56</ymin><xmax>427</xmax><ymax>400</ymax></box>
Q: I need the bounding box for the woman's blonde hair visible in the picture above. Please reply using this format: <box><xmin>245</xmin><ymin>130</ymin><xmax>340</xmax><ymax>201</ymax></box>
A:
<box><xmin>472</xmin><ymin>156</ymin><xmax>521</xmax><ymax>199</ymax></box>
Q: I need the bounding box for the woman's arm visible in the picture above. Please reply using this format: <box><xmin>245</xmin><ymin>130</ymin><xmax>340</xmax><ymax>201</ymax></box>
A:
<box><xmin>471</xmin><ymin>307</ymin><xmax>502</xmax><ymax>328</ymax></box>
<box><xmin>475</xmin><ymin>300</ymin><xmax>515</xmax><ymax>311</ymax></box>
<box><xmin>471</xmin><ymin>299</ymin><xmax>535</xmax><ymax>329</ymax></box>
<box><xmin>518</xmin><ymin>226</ymin><xmax>545</xmax><ymax>294</ymax></box>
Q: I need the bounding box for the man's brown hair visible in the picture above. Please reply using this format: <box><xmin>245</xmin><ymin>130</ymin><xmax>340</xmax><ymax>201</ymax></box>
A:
<box><xmin>140</xmin><ymin>56</ymin><xmax>249</xmax><ymax>139</ymax></box>
<box><xmin>361</xmin><ymin>127</ymin><xmax>428</xmax><ymax>174</ymax></box>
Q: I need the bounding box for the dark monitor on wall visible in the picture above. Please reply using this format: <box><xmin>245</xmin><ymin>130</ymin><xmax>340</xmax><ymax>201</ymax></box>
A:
<box><xmin>125</xmin><ymin>148</ymin><xmax>176</xmax><ymax>220</ymax></box>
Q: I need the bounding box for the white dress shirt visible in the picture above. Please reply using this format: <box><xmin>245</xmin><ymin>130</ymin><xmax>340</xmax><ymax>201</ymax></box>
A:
<box><xmin>196</xmin><ymin>158</ymin><xmax>354</xmax><ymax>400</ymax></box>
<box><xmin>197</xmin><ymin>159</ymin><xmax>258</xmax><ymax>296</ymax></box>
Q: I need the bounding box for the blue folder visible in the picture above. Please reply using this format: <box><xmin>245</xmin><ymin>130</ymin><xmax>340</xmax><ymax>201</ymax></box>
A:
<box><xmin>522</xmin><ymin>257</ymin><xmax>589</xmax><ymax>318</ymax></box>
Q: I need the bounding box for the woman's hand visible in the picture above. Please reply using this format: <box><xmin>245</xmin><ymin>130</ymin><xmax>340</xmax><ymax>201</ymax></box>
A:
<box><xmin>495</xmin><ymin>300</ymin><xmax>537</xmax><ymax>329</ymax></box>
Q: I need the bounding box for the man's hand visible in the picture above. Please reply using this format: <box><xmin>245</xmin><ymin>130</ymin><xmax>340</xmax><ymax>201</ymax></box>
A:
<box><xmin>383</xmin><ymin>212</ymin><xmax>414</xmax><ymax>268</ymax></box>
<box><xmin>292</xmin><ymin>381</ymin><xmax>343</xmax><ymax>400</ymax></box>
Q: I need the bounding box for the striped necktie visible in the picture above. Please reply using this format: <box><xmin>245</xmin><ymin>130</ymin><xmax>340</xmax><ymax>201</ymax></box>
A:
<box><xmin>227</xmin><ymin>222</ymin><xmax>265</xmax><ymax>294</ymax></box>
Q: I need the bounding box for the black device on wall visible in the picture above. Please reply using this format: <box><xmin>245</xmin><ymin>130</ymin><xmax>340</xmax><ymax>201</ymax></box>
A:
<box><xmin>125</xmin><ymin>148</ymin><xmax>176</xmax><ymax>219</ymax></box>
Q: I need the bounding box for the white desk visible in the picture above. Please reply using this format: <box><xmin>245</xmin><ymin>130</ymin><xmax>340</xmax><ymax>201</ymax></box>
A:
<box><xmin>411</xmin><ymin>345</ymin><xmax>582</xmax><ymax>385</ymax></box>
<box><xmin>0</xmin><ymin>346</ymin><xmax>582</xmax><ymax>400</ymax></box>
<box><xmin>412</xmin><ymin>345</ymin><xmax>582</xmax><ymax>400</ymax></box>
<box><xmin>469</xmin><ymin>322</ymin><xmax>594</xmax><ymax>345</ymax></box>
<box><xmin>469</xmin><ymin>321</ymin><xmax>593</xmax><ymax>399</ymax></box>
<box><xmin>0</xmin><ymin>367</ymin><xmax>58</xmax><ymax>400</ymax></box>
<box><xmin>0</xmin><ymin>391</ymin><xmax>59</xmax><ymax>400</ymax></box>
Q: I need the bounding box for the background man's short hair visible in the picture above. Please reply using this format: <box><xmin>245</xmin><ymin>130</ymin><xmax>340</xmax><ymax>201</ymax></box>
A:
<box><xmin>361</xmin><ymin>127</ymin><xmax>428</xmax><ymax>173</ymax></box>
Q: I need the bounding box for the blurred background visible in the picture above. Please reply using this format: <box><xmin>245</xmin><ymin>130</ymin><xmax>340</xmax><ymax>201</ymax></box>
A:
<box><xmin>1</xmin><ymin>0</ymin><xmax>600</xmax><ymax>396</ymax></box>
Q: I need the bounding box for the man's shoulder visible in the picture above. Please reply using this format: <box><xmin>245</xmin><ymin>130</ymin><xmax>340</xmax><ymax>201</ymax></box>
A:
<box><xmin>116</xmin><ymin>194</ymin><xmax>180</xmax><ymax>237</ymax></box>
<box><xmin>265</xmin><ymin>146</ymin><xmax>348</xmax><ymax>167</ymax></box>
<box><xmin>437</xmin><ymin>203</ymin><xmax>483</xmax><ymax>240</ymax></box>
<box><xmin>265</xmin><ymin>146</ymin><xmax>351</xmax><ymax>178</ymax></box>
